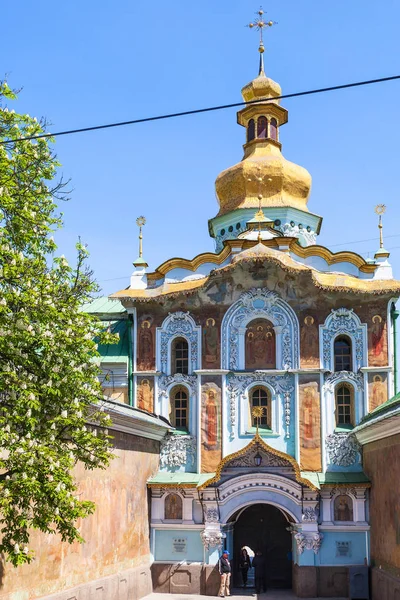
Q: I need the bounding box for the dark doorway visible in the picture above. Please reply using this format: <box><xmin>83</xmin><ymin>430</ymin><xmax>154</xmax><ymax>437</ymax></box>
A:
<box><xmin>233</xmin><ymin>503</ymin><xmax>292</xmax><ymax>589</ymax></box>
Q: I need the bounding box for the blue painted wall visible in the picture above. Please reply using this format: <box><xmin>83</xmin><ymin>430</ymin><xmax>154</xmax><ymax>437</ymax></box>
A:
<box><xmin>317</xmin><ymin>531</ymin><xmax>369</xmax><ymax>566</ymax></box>
<box><xmin>294</xmin><ymin>531</ymin><xmax>369</xmax><ymax>566</ymax></box>
<box><xmin>154</xmin><ymin>529</ymin><xmax>204</xmax><ymax>562</ymax></box>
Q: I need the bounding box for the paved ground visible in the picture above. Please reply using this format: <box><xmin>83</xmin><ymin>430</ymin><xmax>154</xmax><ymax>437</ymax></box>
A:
<box><xmin>145</xmin><ymin>591</ymin><xmax>347</xmax><ymax>600</ymax></box>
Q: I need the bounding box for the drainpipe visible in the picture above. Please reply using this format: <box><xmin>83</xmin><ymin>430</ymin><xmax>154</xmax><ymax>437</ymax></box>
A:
<box><xmin>392</xmin><ymin>306</ymin><xmax>399</xmax><ymax>394</ymax></box>
<box><xmin>128</xmin><ymin>315</ymin><xmax>134</xmax><ymax>406</ymax></box>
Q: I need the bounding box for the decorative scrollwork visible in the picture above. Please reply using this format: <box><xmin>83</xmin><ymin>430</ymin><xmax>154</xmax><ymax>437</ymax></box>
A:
<box><xmin>158</xmin><ymin>311</ymin><xmax>201</xmax><ymax>373</ymax></box>
<box><xmin>200</xmin><ymin>528</ymin><xmax>226</xmax><ymax>550</ymax></box>
<box><xmin>158</xmin><ymin>373</ymin><xmax>197</xmax><ymax>398</ymax></box>
<box><xmin>324</xmin><ymin>371</ymin><xmax>364</xmax><ymax>392</ymax></box>
<box><xmin>221</xmin><ymin>288</ymin><xmax>300</xmax><ymax>371</ymax></box>
<box><xmin>205</xmin><ymin>507</ymin><xmax>219</xmax><ymax>523</ymax></box>
<box><xmin>160</xmin><ymin>432</ymin><xmax>196</xmax><ymax>469</ymax></box>
<box><xmin>294</xmin><ymin>532</ymin><xmax>323</xmax><ymax>554</ymax></box>
<box><xmin>226</xmin><ymin>372</ymin><xmax>294</xmax><ymax>433</ymax></box>
<box><xmin>302</xmin><ymin>506</ymin><xmax>319</xmax><ymax>523</ymax></box>
<box><xmin>326</xmin><ymin>432</ymin><xmax>361</xmax><ymax>467</ymax></box>
<box><xmin>321</xmin><ymin>308</ymin><xmax>366</xmax><ymax>371</ymax></box>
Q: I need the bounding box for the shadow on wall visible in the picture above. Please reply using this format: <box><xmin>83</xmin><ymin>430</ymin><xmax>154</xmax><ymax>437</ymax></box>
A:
<box><xmin>0</xmin><ymin>555</ymin><xmax>5</xmax><ymax>588</ymax></box>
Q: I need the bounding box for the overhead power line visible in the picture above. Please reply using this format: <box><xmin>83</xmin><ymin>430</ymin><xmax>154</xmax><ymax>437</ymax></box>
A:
<box><xmin>328</xmin><ymin>233</ymin><xmax>400</xmax><ymax>248</ymax></box>
<box><xmin>1</xmin><ymin>74</ymin><xmax>400</xmax><ymax>145</ymax></box>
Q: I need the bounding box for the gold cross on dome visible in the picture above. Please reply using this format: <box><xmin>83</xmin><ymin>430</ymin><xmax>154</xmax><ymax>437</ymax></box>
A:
<box><xmin>247</xmin><ymin>7</ymin><xmax>276</xmax><ymax>49</ymax></box>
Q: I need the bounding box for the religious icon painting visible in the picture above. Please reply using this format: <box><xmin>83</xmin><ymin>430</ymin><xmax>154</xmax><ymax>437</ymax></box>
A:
<box><xmin>298</xmin><ymin>374</ymin><xmax>322</xmax><ymax>471</ymax></box>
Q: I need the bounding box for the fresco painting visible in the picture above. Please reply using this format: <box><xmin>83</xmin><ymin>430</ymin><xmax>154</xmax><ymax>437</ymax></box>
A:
<box><xmin>299</xmin><ymin>374</ymin><xmax>322</xmax><ymax>471</ymax></box>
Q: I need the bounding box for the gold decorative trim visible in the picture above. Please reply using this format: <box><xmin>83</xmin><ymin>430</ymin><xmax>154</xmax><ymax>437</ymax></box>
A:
<box><xmin>110</xmin><ymin>240</ymin><xmax>400</xmax><ymax>301</ymax></box>
<box><xmin>146</xmin><ymin>245</ymin><xmax>232</xmax><ymax>282</ymax></box>
<box><xmin>198</xmin><ymin>432</ymin><xmax>318</xmax><ymax>491</ymax></box>
<box><xmin>147</xmin><ymin>482</ymin><xmax>199</xmax><ymax>489</ymax></box>
<box><xmin>320</xmin><ymin>482</ymin><xmax>371</xmax><ymax>489</ymax></box>
<box><xmin>289</xmin><ymin>241</ymin><xmax>377</xmax><ymax>273</ymax></box>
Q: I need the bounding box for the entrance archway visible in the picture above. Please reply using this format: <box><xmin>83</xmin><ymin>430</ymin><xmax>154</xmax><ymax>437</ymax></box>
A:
<box><xmin>231</xmin><ymin>503</ymin><xmax>293</xmax><ymax>589</ymax></box>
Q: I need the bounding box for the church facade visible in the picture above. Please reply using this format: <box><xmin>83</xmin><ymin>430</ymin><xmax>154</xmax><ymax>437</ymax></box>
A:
<box><xmin>109</xmin><ymin>38</ymin><xmax>400</xmax><ymax>598</ymax></box>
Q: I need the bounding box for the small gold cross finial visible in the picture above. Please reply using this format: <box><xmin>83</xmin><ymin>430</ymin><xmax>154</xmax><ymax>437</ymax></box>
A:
<box><xmin>252</xmin><ymin>406</ymin><xmax>265</xmax><ymax>434</ymax></box>
<box><xmin>375</xmin><ymin>204</ymin><xmax>386</xmax><ymax>249</ymax></box>
<box><xmin>136</xmin><ymin>216</ymin><xmax>146</xmax><ymax>258</ymax></box>
<box><xmin>247</xmin><ymin>7</ymin><xmax>277</xmax><ymax>74</ymax></box>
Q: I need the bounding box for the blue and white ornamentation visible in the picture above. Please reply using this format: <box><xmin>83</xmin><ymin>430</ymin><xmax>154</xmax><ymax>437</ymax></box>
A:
<box><xmin>320</xmin><ymin>308</ymin><xmax>367</xmax><ymax>372</ymax></box>
<box><xmin>221</xmin><ymin>288</ymin><xmax>300</xmax><ymax>371</ymax></box>
<box><xmin>156</xmin><ymin>311</ymin><xmax>201</xmax><ymax>374</ymax></box>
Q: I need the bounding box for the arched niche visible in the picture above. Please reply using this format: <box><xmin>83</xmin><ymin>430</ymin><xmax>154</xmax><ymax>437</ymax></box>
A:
<box><xmin>164</xmin><ymin>492</ymin><xmax>183</xmax><ymax>520</ymax></box>
<box><xmin>245</xmin><ymin>318</ymin><xmax>276</xmax><ymax>369</ymax></box>
<box><xmin>320</xmin><ymin>308</ymin><xmax>367</xmax><ymax>372</ymax></box>
<box><xmin>221</xmin><ymin>288</ymin><xmax>300</xmax><ymax>371</ymax></box>
<box><xmin>333</xmin><ymin>494</ymin><xmax>354</xmax><ymax>522</ymax></box>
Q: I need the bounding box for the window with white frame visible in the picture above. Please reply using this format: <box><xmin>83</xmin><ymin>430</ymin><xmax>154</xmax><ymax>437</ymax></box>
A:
<box><xmin>334</xmin><ymin>336</ymin><xmax>352</xmax><ymax>372</ymax></box>
<box><xmin>169</xmin><ymin>386</ymin><xmax>189</xmax><ymax>431</ymax></box>
<box><xmin>335</xmin><ymin>384</ymin><xmax>354</xmax><ymax>427</ymax></box>
<box><xmin>171</xmin><ymin>337</ymin><xmax>189</xmax><ymax>375</ymax></box>
<box><xmin>250</xmin><ymin>387</ymin><xmax>271</xmax><ymax>429</ymax></box>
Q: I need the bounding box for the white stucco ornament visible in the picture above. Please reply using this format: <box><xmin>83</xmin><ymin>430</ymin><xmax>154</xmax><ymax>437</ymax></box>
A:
<box><xmin>157</xmin><ymin>311</ymin><xmax>201</xmax><ymax>374</ymax></box>
<box><xmin>325</xmin><ymin>432</ymin><xmax>360</xmax><ymax>467</ymax></box>
<box><xmin>324</xmin><ymin>370</ymin><xmax>364</xmax><ymax>392</ymax></box>
<box><xmin>160</xmin><ymin>432</ymin><xmax>196</xmax><ymax>468</ymax></box>
<box><xmin>221</xmin><ymin>288</ymin><xmax>300</xmax><ymax>371</ymax></box>
<box><xmin>321</xmin><ymin>308</ymin><xmax>367</xmax><ymax>371</ymax></box>
<box><xmin>302</xmin><ymin>506</ymin><xmax>319</xmax><ymax>523</ymax></box>
<box><xmin>200</xmin><ymin>528</ymin><xmax>226</xmax><ymax>550</ymax></box>
<box><xmin>294</xmin><ymin>532</ymin><xmax>323</xmax><ymax>554</ymax></box>
<box><xmin>158</xmin><ymin>373</ymin><xmax>197</xmax><ymax>398</ymax></box>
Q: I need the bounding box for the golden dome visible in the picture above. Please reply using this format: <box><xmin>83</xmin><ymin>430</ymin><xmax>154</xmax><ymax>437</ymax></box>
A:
<box><xmin>214</xmin><ymin>68</ymin><xmax>312</xmax><ymax>218</ymax></box>
<box><xmin>215</xmin><ymin>142</ymin><xmax>312</xmax><ymax>217</ymax></box>
<box><xmin>241</xmin><ymin>71</ymin><xmax>282</xmax><ymax>103</ymax></box>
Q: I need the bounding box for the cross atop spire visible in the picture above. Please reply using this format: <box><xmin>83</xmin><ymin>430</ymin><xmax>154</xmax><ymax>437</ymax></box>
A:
<box><xmin>375</xmin><ymin>204</ymin><xmax>386</xmax><ymax>250</ymax></box>
<box><xmin>133</xmin><ymin>215</ymin><xmax>148</xmax><ymax>268</ymax></box>
<box><xmin>247</xmin><ymin>7</ymin><xmax>277</xmax><ymax>75</ymax></box>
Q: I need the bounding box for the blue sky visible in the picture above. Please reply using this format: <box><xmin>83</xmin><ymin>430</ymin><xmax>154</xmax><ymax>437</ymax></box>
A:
<box><xmin>4</xmin><ymin>0</ymin><xmax>400</xmax><ymax>295</ymax></box>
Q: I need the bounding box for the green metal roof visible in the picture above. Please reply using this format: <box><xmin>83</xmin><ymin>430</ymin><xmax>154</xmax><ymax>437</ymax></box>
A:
<box><xmin>301</xmin><ymin>471</ymin><xmax>370</xmax><ymax>488</ymax></box>
<box><xmin>148</xmin><ymin>472</ymin><xmax>215</xmax><ymax>487</ymax></box>
<box><xmin>82</xmin><ymin>296</ymin><xmax>127</xmax><ymax>316</ymax></box>
<box><xmin>96</xmin><ymin>320</ymin><xmax>130</xmax><ymax>364</ymax></box>
<box><xmin>148</xmin><ymin>470</ymin><xmax>369</xmax><ymax>489</ymax></box>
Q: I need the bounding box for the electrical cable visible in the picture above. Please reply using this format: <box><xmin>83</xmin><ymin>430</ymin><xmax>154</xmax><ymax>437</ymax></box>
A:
<box><xmin>326</xmin><ymin>233</ymin><xmax>400</xmax><ymax>248</ymax></box>
<box><xmin>1</xmin><ymin>74</ymin><xmax>400</xmax><ymax>145</ymax></box>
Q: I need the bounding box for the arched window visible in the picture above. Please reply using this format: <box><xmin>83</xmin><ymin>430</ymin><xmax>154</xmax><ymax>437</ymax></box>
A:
<box><xmin>270</xmin><ymin>118</ymin><xmax>278</xmax><ymax>141</ymax></box>
<box><xmin>247</xmin><ymin>119</ymin><xmax>255</xmax><ymax>142</ymax></box>
<box><xmin>245</xmin><ymin>318</ymin><xmax>276</xmax><ymax>369</ymax></box>
<box><xmin>257</xmin><ymin>116</ymin><xmax>268</xmax><ymax>139</ymax></box>
<box><xmin>170</xmin><ymin>386</ymin><xmax>189</xmax><ymax>431</ymax></box>
<box><xmin>251</xmin><ymin>387</ymin><xmax>271</xmax><ymax>429</ymax></box>
<box><xmin>334</xmin><ymin>336</ymin><xmax>352</xmax><ymax>372</ymax></box>
<box><xmin>335</xmin><ymin>384</ymin><xmax>354</xmax><ymax>427</ymax></box>
<box><xmin>171</xmin><ymin>337</ymin><xmax>189</xmax><ymax>374</ymax></box>
<box><xmin>165</xmin><ymin>493</ymin><xmax>183</xmax><ymax>520</ymax></box>
<box><xmin>334</xmin><ymin>494</ymin><xmax>353</xmax><ymax>522</ymax></box>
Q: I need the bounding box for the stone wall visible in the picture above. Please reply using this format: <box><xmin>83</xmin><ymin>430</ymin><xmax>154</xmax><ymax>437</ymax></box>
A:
<box><xmin>0</xmin><ymin>430</ymin><xmax>159</xmax><ymax>600</ymax></box>
<box><xmin>363</xmin><ymin>433</ymin><xmax>400</xmax><ymax>599</ymax></box>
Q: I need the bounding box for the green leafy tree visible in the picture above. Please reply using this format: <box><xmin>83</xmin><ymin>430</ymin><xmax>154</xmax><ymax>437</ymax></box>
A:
<box><xmin>0</xmin><ymin>81</ymin><xmax>114</xmax><ymax>566</ymax></box>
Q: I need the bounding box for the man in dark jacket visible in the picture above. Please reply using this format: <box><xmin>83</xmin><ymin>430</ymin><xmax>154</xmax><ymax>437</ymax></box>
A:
<box><xmin>252</xmin><ymin>550</ymin><xmax>267</xmax><ymax>593</ymax></box>
<box><xmin>218</xmin><ymin>550</ymin><xmax>231</xmax><ymax>597</ymax></box>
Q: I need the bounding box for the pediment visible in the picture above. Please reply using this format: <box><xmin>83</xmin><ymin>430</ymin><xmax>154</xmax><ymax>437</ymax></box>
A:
<box><xmin>200</xmin><ymin>433</ymin><xmax>317</xmax><ymax>491</ymax></box>
<box><xmin>225</xmin><ymin>444</ymin><xmax>292</xmax><ymax>469</ymax></box>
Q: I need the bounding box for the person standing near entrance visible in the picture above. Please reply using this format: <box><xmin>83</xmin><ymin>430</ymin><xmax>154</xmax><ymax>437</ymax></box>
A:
<box><xmin>238</xmin><ymin>547</ymin><xmax>251</xmax><ymax>587</ymax></box>
<box><xmin>218</xmin><ymin>550</ymin><xmax>231</xmax><ymax>597</ymax></box>
<box><xmin>252</xmin><ymin>550</ymin><xmax>267</xmax><ymax>594</ymax></box>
